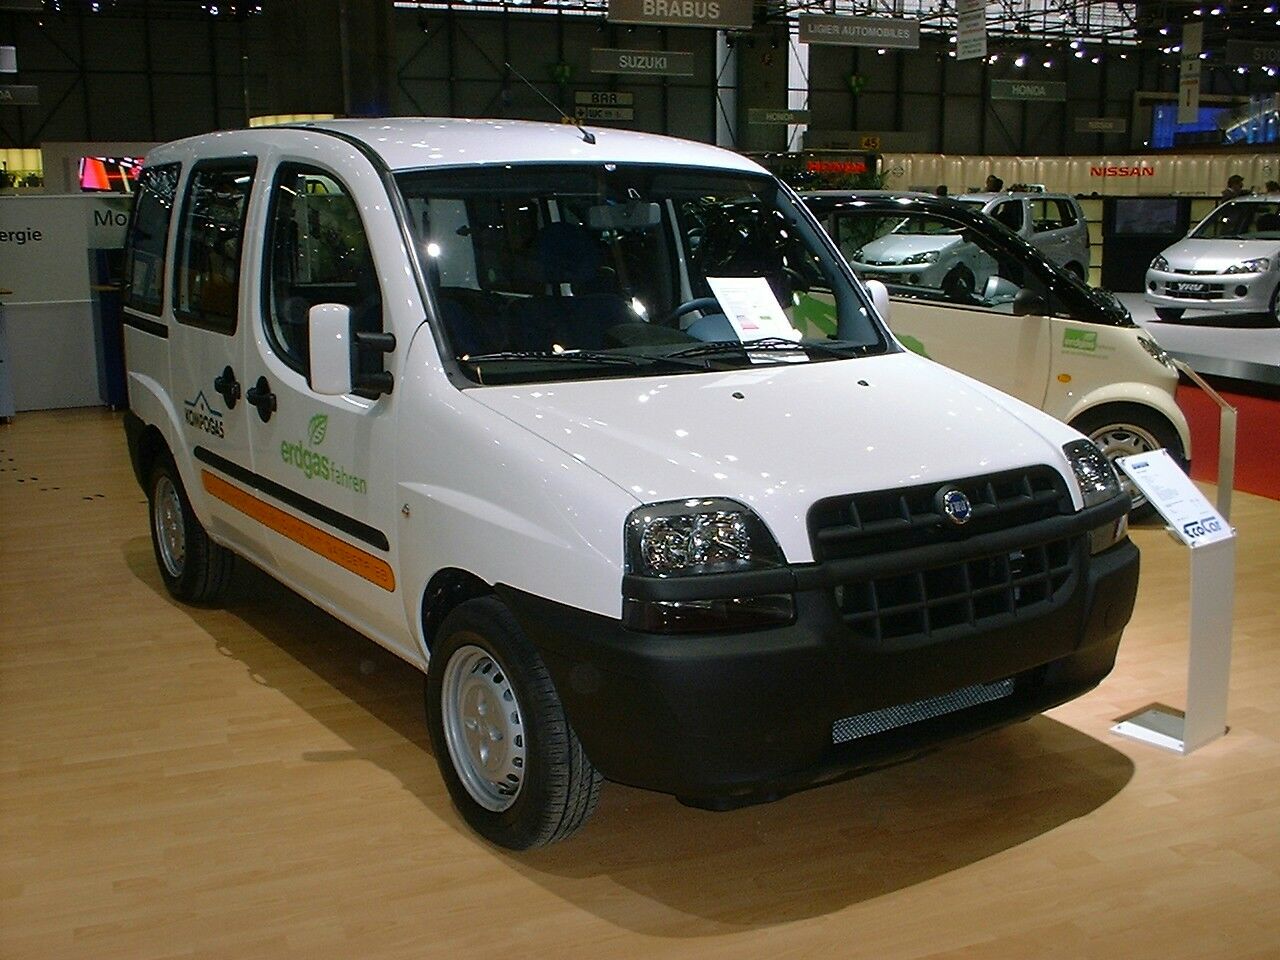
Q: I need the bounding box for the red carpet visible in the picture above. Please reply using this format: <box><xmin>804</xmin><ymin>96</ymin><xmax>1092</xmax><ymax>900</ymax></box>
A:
<box><xmin>1176</xmin><ymin>384</ymin><xmax>1280</xmax><ymax>501</ymax></box>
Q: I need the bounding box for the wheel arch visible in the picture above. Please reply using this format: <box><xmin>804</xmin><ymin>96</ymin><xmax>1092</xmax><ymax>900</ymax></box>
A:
<box><xmin>1064</xmin><ymin>385</ymin><xmax>1192</xmax><ymax>462</ymax></box>
<box><xmin>419</xmin><ymin>567</ymin><xmax>493</xmax><ymax>660</ymax></box>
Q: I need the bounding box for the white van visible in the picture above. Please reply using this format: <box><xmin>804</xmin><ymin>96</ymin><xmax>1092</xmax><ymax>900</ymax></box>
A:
<box><xmin>122</xmin><ymin>120</ymin><xmax>1139</xmax><ymax>849</ymax></box>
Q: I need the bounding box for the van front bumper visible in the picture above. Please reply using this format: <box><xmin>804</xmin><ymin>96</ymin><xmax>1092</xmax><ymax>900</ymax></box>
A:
<box><xmin>498</xmin><ymin>502</ymin><xmax>1139</xmax><ymax>807</ymax></box>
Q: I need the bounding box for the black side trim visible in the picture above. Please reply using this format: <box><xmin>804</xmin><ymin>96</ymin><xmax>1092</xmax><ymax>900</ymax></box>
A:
<box><xmin>193</xmin><ymin>445</ymin><xmax>390</xmax><ymax>552</ymax></box>
<box><xmin>122</xmin><ymin>313</ymin><xmax>169</xmax><ymax>339</ymax></box>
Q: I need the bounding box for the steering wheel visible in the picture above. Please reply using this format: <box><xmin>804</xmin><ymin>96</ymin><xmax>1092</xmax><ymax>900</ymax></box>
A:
<box><xmin>661</xmin><ymin>297</ymin><xmax>720</xmax><ymax>327</ymax></box>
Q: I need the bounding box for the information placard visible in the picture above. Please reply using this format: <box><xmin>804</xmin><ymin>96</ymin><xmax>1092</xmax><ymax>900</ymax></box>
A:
<box><xmin>1117</xmin><ymin>448</ymin><xmax>1232</xmax><ymax>547</ymax></box>
<box><xmin>706</xmin><ymin>276</ymin><xmax>800</xmax><ymax>343</ymax></box>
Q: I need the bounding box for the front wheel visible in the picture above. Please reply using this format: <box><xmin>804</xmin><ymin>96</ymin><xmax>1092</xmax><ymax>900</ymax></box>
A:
<box><xmin>1071</xmin><ymin>405</ymin><xmax>1186</xmax><ymax>520</ymax></box>
<box><xmin>425</xmin><ymin>596</ymin><xmax>601</xmax><ymax>849</ymax></box>
<box><xmin>1154</xmin><ymin>307</ymin><xmax>1184</xmax><ymax>322</ymax></box>
<box><xmin>147</xmin><ymin>455</ymin><xmax>233</xmax><ymax>603</ymax></box>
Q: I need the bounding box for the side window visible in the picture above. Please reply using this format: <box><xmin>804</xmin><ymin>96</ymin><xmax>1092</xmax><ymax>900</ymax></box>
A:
<box><xmin>263</xmin><ymin>164</ymin><xmax>382</xmax><ymax>377</ymax></box>
<box><xmin>992</xmin><ymin>200</ymin><xmax>1024</xmax><ymax>232</ymax></box>
<box><xmin>173</xmin><ymin>160</ymin><xmax>256</xmax><ymax>333</ymax></box>
<box><xmin>123</xmin><ymin>163</ymin><xmax>180</xmax><ymax>315</ymax></box>
<box><xmin>1031</xmin><ymin>199</ymin><xmax>1067</xmax><ymax>233</ymax></box>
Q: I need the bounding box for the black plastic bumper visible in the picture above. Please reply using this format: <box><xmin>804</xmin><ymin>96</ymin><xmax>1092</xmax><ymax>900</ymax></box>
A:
<box><xmin>499</xmin><ymin>532</ymin><xmax>1139</xmax><ymax>807</ymax></box>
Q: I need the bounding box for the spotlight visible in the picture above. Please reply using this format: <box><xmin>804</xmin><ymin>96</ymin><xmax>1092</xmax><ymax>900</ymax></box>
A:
<box><xmin>1015</xmin><ymin>53</ymin><xmax>1027</xmax><ymax>67</ymax></box>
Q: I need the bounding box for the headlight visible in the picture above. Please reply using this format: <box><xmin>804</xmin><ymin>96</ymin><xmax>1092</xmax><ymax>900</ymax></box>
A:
<box><xmin>902</xmin><ymin>250</ymin><xmax>939</xmax><ymax>265</ymax></box>
<box><xmin>1137</xmin><ymin>334</ymin><xmax>1174</xmax><ymax>368</ymax></box>
<box><xmin>1062</xmin><ymin>439</ymin><xmax>1128</xmax><ymax>553</ymax></box>
<box><xmin>1224</xmin><ymin>257</ymin><xmax>1269</xmax><ymax>274</ymax></box>
<box><xmin>1150</xmin><ymin>255</ymin><xmax>1169</xmax><ymax>271</ymax></box>
<box><xmin>623</xmin><ymin>499</ymin><xmax>794</xmax><ymax>632</ymax></box>
<box><xmin>1062</xmin><ymin>439</ymin><xmax>1121</xmax><ymax>508</ymax></box>
<box><xmin>626</xmin><ymin>498</ymin><xmax>783</xmax><ymax>577</ymax></box>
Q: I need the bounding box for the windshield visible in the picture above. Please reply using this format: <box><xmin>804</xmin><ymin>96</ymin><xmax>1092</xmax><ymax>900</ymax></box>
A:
<box><xmin>396</xmin><ymin>164</ymin><xmax>888</xmax><ymax>385</ymax></box>
<box><xmin>1192</xmin><ymin>200</ymin><xmax>1280</xmax><ymax>240</ymax></box>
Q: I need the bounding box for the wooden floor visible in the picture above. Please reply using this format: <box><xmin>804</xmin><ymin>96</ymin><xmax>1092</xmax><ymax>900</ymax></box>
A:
<box><xmin>2</xmin><ymin>408</ymin><xmax>1279</xmax><ymax>960</ymax></box>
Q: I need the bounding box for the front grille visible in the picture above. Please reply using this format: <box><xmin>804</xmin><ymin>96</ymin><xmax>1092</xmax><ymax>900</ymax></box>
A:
<box><xmin>834</xmin><ymin>536</ymin><xmax>1078</xmax><ymax>641</ymax></box>
<box><xmin>832</xmin><ymin>678</ymin><xmax>1015</xmax><ymax>744</ymax></box>
<box><xmin>1164</xmin><ymin>283</ymin><xmax>1225</xmax><ymax>300</ymax></box>
<box><xmin>1168</xmin><ymin>268</ymin><xmax>1222</xmax><ymax>276</ymax></box>
<box><xmin>808</xmin><ymin>466</ymin><xmax>1069</xmax><ymax>563</ymax></box>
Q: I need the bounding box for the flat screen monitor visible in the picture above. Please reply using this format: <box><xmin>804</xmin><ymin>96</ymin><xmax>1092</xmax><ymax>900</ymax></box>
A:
<box><xmin>1113</xmin><ymin>197</ymin><xmax>1181</xmax><ymax>236</ymax></box>
<box><xmin>78</xmin><ymin>156</ymin><xmax>144</xmax><ymax>193</ymax></box>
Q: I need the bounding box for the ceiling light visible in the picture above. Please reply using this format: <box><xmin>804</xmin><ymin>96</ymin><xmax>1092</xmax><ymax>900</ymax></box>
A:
<box><xmin>1015</xmin><ymin>53</ymin><xmax>1027</xmax><ymax>67</ymax></box>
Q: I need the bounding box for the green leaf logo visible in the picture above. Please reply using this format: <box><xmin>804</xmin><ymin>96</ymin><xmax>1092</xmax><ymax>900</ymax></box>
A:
<box><xmin>308</xmin><ymin>414</ymin><xmax>329</xmax><ymax>447</ymax></box>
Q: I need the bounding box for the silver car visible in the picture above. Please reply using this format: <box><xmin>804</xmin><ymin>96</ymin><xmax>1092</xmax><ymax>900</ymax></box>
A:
<box><xmin>953</xmin><ymin>192</ymin><xmax>1091</xmax><ymax>279</ymax></box>
<box><xmin>1144</xmin><ymin>196</ymin><xmax>1280</xmax><ymax>323</ymax></box>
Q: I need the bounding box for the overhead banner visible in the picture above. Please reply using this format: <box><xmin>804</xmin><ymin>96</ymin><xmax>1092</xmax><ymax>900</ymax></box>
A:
<box><xmin>590</xmin><ymin>48</ymin><xmax>695</xmax><ymax>77</ymax></box>
<box><xmin>955</xmin><ymin>0</ymin><xmax>987</xmax><ymax>62</ymax></box>
<box><xmin>1225</xmin><ymin>38</ymin><xmax>1280</xmax><ymax>66</ymax></box>
<box><xmin>1179</xmin><ymin>22</ymin><xmax>1203</xmax><ymax>124</ymax></box>
<box><xmin>0</xmin><ymin>84</ymin><xmax>38</xmax><ymax>106</ymax></box>
<box><xmin>797</xmin><ymin>15</ymin><xmax>921</xmax><ymax>50</ymax></box>
<box><xmin>606</xmin><ymin>0</ymin><xmax>753</xmax><ymax>30</ymax></box>
<box><xmin>990</xmin><ymin>79</ymin><xmax>1066</xmax><ymax>101</ymax></box>
<box><xmin>748</xmin><ymin>108</ymin><xmax>810</xmax><ymax>125</ymax></box>
<box><xmin>1075</xmin><ymin>116</ymin><xmax>1128</xmax><ymax>134</ymax></box>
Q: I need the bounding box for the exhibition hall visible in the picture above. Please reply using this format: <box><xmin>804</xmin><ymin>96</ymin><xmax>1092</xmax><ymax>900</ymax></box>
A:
<box><xmin>1</xmin><ymin>0</ymin><xmax>1278</xmax><ymax>956</ymax></box>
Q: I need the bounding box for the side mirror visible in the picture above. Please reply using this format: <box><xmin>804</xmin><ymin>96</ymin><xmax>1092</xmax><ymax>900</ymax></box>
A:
<box><xmin>865</xmin><ymin>279</ymin><xmax>892</xmax><ymax>323</ymax></box>
<box><xmin>308</xmin><ymin>303</ymin><xmax>353</xmax><ymax>396</ymax></box>
<box><xmin>1012</xmin><ymin>288</ymin><xmax>1048</xmax><ymax>317</ymax></box>
<box><xmin>982</xmin><ymin>275</ymin><xmax>1021</xmax><ymax>304</ymax></box>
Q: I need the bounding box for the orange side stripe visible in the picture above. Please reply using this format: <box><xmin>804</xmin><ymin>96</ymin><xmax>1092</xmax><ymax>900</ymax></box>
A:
<box><xmin>201</xmin><ymin>470</ymin><xmax>396</xmax><ymax>592</ymax></box>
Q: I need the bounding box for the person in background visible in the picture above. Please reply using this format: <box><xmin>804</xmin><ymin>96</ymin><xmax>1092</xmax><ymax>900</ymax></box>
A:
<box><xmin>985</xmin><ymin>174</ymin><xmax>1004</xmax><ymax>192</ymax></box>
<box><xmin>1221</xmin><ymin>174</ymin><xmax>1249</xmax><ymax>199</ymax></box>
<box><xmin>935</xmin><ymin>184</ymin><xmax>949</xmax><ymax>197</ymax></box>
<box><xmin>1265</xmin><ymin>180</ymin><xmax>1280</xmax><ymax>194</ymax></box>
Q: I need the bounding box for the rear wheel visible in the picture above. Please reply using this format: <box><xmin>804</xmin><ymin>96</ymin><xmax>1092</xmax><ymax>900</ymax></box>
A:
<box><xmin>942</xmin><ymin>266</ymin><xmax>976</xmax><ymax>302</ymax></box>
<box><xmin>1065</xmin><ymin>262</ymin><xmax>1086</xmax><ymax>282</ymax></box>
<box><xmin>426</xmin><ymin>596</ymin><xmax>601</xmax><ymax>849</ymax></box>
<box><xmin>1071</xmin><ymin>405</ymin><xmax>1186</xmax><ymax>520</ymax></box>
<box><xmin>147</xmin><ymin>455</ymin><xmax>233</xmax><ymax>603</ymax></box>
<box><xmin>1154</xmin><ymin>307</ymin><xmax>1184</xmax><ymax>322</ymax></box>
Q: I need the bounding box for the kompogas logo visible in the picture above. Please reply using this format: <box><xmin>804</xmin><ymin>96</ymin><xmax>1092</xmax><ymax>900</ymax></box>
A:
<box><xmin>183</xmin><ymin>391</ymin><xmax>225</xmax><ymax>439</ymax></box>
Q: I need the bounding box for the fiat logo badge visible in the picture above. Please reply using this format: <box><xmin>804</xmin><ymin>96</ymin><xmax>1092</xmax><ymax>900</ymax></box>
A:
<box><xmin>938</xmin><ymin>487</ymin><xmax>972</xmax><ymax>526</ymax></box>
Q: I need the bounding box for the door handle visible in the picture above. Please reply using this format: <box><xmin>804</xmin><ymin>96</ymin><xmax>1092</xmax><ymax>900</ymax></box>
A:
<box><xmin>213</xmin><ymin>366</ymin><xmax>241</xmax><ymax>410</ymax></box>
<box><xmin>245</xmin><ymin>376</ymin><xmax>277</xmax><ymax>423</ymax></box>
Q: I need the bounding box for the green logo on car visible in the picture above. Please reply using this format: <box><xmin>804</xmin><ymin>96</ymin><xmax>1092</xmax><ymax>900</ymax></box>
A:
<box><xmin>1063</xmin><ymin>328</ymin><xmax>1098</xmax><ymax>352</ymax></box>
<box><xmin>308</xmin><ymin>414</ymin><xmax>328</xmax><ymax>447</ymax></box>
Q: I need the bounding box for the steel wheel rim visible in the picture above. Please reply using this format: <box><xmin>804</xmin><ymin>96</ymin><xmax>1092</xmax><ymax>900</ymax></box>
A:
<box><xmin>153</xmin><ymin>475</ymin><xmax>187</xmax><ymax>578</ymax></box>
<box><xmin>1089</xmin><ymin>423</ymin><xmax>1161</xmax><ymax>507</ymax></box>
<box><xmin>440</xmin><ymin>642</ymin><xmax>526</xmax><ymax>812</ymax></box>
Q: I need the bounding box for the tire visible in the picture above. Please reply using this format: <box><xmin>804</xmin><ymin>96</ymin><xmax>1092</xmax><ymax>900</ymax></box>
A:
<box><xmin>942</xmin><ymin>266</ymin><xmax>976</xmax><ymax>302</ymax></box>
<box><xmin>1071</xmin><ymin>404</ymin><xmax>1187</xmax><ymax>520</ymax></box>
<box><xmin>1065</xmin><ymin>262</ymin><xmax>1086</xmax><ymax>282</ymax></box>
<box><xmin>1270</xmin><ymin>282</ymin><xmax>1280</xmax><ymax>327</ymax></box>
<box><xmin>425</xmin><ymin>596</ymin><xmax>601</xmax><ymax>849</ymax></box>
<box><xmin>147</xmin><ymin>455</ymin><xmax>234</xmax><ymax>603</ymax></box>
<box><xmin>1154</xmin><ymin>307</ymin><xmax>1184</xmax><ymax>322</ymax></box>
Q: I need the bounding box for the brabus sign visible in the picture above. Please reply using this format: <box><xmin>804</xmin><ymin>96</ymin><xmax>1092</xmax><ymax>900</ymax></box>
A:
<box><xmin>1090</xmin><ymin>166</ymin><xmax>1155</xmax><ymax>177</ymax></box>
<box><xmin>607</xmin><ymin>0</ymin><xmax>753</xmax><ymax>30</ymax></box>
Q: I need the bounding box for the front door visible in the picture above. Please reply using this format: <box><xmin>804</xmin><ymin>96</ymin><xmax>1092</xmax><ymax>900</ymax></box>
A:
<box><xmin>239</xmin><ymin>151</ymin><xmax>412</xmax><ymax>656</ymax></box>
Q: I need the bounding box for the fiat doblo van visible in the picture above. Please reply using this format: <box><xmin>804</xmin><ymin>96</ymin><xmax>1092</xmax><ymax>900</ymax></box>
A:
<box><xmin>122</xmin><ymin>120</ymin><xmax>1139</xmax><ymax>849</ymax></box>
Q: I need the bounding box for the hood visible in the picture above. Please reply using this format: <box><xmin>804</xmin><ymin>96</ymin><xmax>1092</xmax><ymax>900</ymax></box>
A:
<box><xmin>1161</xmin><ymin>237</ymin><xmax>1280</xmax><ymax>272</ymax></box>
<box><xmin>860</xmin><ymin>234</ymin><xmax>961</xmax><ymax>263</ymax></box>
<box><xmin>466</xmin><ymin>352</ymin><xmax>1079</xmax><ymax>564</ymax></box>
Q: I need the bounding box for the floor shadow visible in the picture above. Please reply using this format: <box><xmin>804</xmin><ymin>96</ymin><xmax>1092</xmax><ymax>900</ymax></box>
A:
<box><xmin>1149</xmin><ymin>311</ymin><xmax>1278</xmax><ymax>329</ymax></box>
<box><xmin>123</xmin><ymin>538</ymin><xmax>1135</xmax><ymax>935</ymax></box>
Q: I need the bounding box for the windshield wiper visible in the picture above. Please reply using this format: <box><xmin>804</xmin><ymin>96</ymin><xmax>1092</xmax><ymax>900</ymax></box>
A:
<box><xmin>460</xmin><ymin>350</ymin><xmax>645</xmax><ymax>367</ymax></box>
<box><xmin>666</xmin><ymin>336</ymin><xmax>873</xmax><ymax>361</ymax></box>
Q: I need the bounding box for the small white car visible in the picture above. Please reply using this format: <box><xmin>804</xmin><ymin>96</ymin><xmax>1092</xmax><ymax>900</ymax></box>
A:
<box><xmin>122</xmin><ymin>120</ymin><xmax>1139</xmax><ymax>849</ymax></box>
<box><xmin>1145</xmin><ymin>195</ymin><xmax>1280</xmax><ymax>324</ymax></box>
<box><xmin>804</xmin><ymin>191</ymin><xmax>1191</xmax><ymax>515</ymax></box>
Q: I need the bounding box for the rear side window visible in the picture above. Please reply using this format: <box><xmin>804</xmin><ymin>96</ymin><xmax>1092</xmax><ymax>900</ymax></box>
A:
<box><xmin>173</xmin><ymin>160</ymin><xmax>257</xmax><ymax>333</ymax></box>
<box><xmin>263</xmin><ymin>163</ymin><xmax>382</xmax><ymax>377</ymax></box>
<box><xmin>991</xmin><ymin>200</ymin><xmax>1024</xmax><ymax>232</ymax></box>
<box><xmin>1031</xmin><ymin>198</ymin><xmax>1078</xmax><ymax>232</ymax></box>
<box><xmin>123</xmin><ymin>163</ymin><xmax>180</xmax><ymax>315</ymax></box>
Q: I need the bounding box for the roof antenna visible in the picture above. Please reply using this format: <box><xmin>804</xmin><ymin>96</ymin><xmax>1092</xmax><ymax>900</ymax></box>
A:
<box><xmin>504</xmin><ymin>62</ymin><xmax>596</xmax><ymax>145</ymax></box>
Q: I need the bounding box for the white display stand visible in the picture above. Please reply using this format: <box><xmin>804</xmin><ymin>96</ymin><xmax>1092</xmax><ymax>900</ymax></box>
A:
<box><xmin>1111</xmin><ymin>449</ymin><xmax>1235</xmax><ymax>755</ymax></box>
